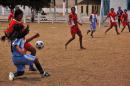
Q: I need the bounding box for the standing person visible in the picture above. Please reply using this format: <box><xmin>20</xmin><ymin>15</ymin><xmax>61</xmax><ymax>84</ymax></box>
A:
<box><xmin>31</xmin><ymin>9</ymin><xmax>35</xmax><ymax>22</ymax></box>
<box><xmin>9</xmin><ymin>29</ymin><xmax>49</xmax><ymax>80</ymax></box>
<box><xmin>117</xmin><ymin>7</ymin><xmax>123</xmax><ymax>28</ymax></box>
<box><xmin>87</xmin><ymin>10</ymin><xmax>97</xmax><ymax>38</ymax></box>
<box><xmin>1</xmin><ymin>9</ymin><xmax>37</xmax><ymax>71</ymax></box>
<box><xmin>104</xmin><ymin>8</ymin><xmax>120</xmax><ymax>35</ymax></box>
<box><xmin>121</xmin><ymin>9</ymin><xmax>130</xmax><ymax>32</ymax></box>
<box><xmin>65</xmin><ymin>7</ymin><xmax>85</xmax><ymax>49</ymax></box>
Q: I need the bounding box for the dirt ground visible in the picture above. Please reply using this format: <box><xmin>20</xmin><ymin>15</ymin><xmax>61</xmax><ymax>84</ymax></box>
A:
<box><xmin>0</xmin><ymin>22</ymin><xmax>130</xmax><ymax>86</ymax></box>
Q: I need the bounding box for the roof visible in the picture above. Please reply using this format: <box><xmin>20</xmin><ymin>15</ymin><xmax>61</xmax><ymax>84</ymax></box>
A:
<box><xmin>78</xmin><ymin>0</ymin><xmax>101</xmax><ymax>5</ymax></box>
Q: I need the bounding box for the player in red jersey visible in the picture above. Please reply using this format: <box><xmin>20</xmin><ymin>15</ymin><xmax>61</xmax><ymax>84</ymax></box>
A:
<box><xmin>104</xmin><ymin>8</ymin><xmax>120</xmax><ymax>35</ymax></box>
<box><xmin>65</xmin><ymin>7</ymin><xmax>85</xmax><ymax>49</ymax></box>
<box><xmin>121</xmin><ymin>9</ymin><xmax>130</xmax><ymax>32</ymax></box>
<box><xmin>2</xmin><ymin>9</ymin><xmax>37</xmax><ymax>71</ymax></box>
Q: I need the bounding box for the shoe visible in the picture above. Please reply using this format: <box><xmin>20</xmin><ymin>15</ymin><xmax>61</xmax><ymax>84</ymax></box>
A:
<box><xmin>41</xmin><ymin>71</ymin><xmax>50</xmax><ymax>78</ymax></box>
<box><xmin>80</xmin><ymin>47</ymin><xmax>86</xmax><ymax>50</ymax></box>
<box><xmin>65</xmin><ymin>44</ymin><xmax>67</xmax><ymax>50</ymax></box>
<box><xmin>117</xmin><ymin>33</ymin><xmax>120</xmax><ymax>35</ymax></box>
<box><xmin>91</xmin><ymin>34</ymin><xmax>94</xmax><ymax>38</ymax></box>
<box><xmin>87</xmin><ymin>30</ymin><xmax>90</xmax><ymax>35</ymax></box>
<box><xmin>9</xmin><ymin>72</ymin><xmax>15</xmax><ymax>81</ymax></box>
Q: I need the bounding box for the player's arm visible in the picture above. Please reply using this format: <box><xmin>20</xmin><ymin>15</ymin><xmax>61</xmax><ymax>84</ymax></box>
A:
<box><xmin>26</xmin><ymin>33</ymin><xmax>40</xmax><ymax>43</ymax></box>
<box><xmin>15</xmin><ymin>45</ymin><xmax>26</xmax><ymax>55</ymax></box>
<box><xmin>1</xmin><ymin>27</ymin><xmax>11</xmax><ymax>41</ymax></box>
<box><xmin>77</xmin><ymin>20</ymin><xmax>82</xmax><ymax>25</ymax></box>
<box><xmin>68</xmin><ymin>15</ymin><xmax>71</xmax><ymax>25</ymax></box>
<box><xmin>89</xmin><ymin>15</ymin><xmax>92</xmax><ymax>23</ymax></box>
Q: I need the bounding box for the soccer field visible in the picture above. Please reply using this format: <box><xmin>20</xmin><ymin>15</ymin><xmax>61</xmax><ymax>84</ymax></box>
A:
<box><xmin>0</xmin><ymin>23</ymin><xmax>130</xmax><ymax>86</ymax></box>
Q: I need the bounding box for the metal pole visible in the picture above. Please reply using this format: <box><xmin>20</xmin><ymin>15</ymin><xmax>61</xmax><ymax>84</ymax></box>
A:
<box><xmin>75</xmin><ymin>0</ymin><xmax>78</xmax><ymax>13</ymax></box>
<box><xmin>66</xmin><ymin>0</ymin><xmax>68</xmax><ymax>14</ymax></box>
<box><xmin>54</xmin><ymin>0</ymin><xmax>56</xmax><ymax>21</ymax></box>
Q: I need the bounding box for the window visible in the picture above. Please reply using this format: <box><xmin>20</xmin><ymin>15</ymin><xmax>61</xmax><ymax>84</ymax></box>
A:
<box><xmin>81</xmin><ymin>6</ymin><xmax>83</xmax><ymax>13</ymax></box>
<box><xmin>128</xmin><ymin>0</ymin><xmax>130</xmax><ymax>10</ymax></box>
<box><xmin>92</xmin><ymin>5</ymin><xmax>94</xmax><ymax>12</ymax></box>
<box><xmin>86</xmin><ymin>5</ymin><xmax>88</xmax><ymax>15</ymax></box>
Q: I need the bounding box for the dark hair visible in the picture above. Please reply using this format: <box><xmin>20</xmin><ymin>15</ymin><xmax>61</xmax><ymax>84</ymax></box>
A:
<box><xmin>111</xmin><ymin>8</ymin><xmax>114</xmax><ymax>10</ymax></box>
<box><xmin>71</xmin><ymin>7</ymin><xmax>75</xmax><ymax>11</ymax></box>
<box><xmin>14</xmin><ymin>9</ymin><xmax>23</xmax><ymax>19</ymax></box>
<box><xmin>124</xmin><ymin>9</ymin><xmax>127</xmax><ymax>12</ymax></box>
<box><xmin>10</xmin><ymin>24</ymin><xmax>29</xmax><ymax>40</ymax></box>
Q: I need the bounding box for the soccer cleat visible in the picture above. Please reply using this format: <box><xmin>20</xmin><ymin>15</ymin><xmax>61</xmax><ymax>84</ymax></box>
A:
<box><xmin>65</xmin><ymin>44</ymin><xmax>67</xmax><ymax>50</ymax></box>
<box><xmin>87</xmin><ymin>30</ymin><xmax>90</xmax><ymax>35</ymax></box>
<box><xmin>80</xmin><ymin>47</ymin><xmax>86</xmax><ymax>50</ymax></box>
<box><xmin>41</xmin><ymin>71</ymin><xmax>50</xmax><ymax>78</ymax></box>
<box><xmin>9</xmin><ymin>72</ymin><xmax>15</xmax><ymax>81</ymax></box>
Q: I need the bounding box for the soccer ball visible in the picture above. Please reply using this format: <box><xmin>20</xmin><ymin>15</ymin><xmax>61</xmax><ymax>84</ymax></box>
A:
<box><xmin>35</xmin><ymin>40</ymin><xmax>44</xmax><ymax>49</ymax></box>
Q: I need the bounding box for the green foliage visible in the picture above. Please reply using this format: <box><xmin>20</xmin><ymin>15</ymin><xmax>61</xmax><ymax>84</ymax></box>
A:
<box><xmin>0</xmin><ymin>0</ymin><xmax>51</xmax><ymax>11</ymax></box>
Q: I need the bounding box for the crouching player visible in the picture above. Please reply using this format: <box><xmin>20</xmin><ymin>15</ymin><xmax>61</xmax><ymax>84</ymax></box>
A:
<box><xmin>1</xmin><ymin>9</ymin><xmax>37</xmax><ymax>71</ymax></box>
<box><xmin>121</xmin><ymin>9</ymin><xmax>130</xmax><ymax>32</ymax></box>
<box><xmin>87</xmin><ymin>10</ymin><xmax>97</xmax><ymax>38</ymax></box>
<box><xmin>9</xmin><ymin>30</ymin><xmax>49</xmax><ymax>80</ymax></box>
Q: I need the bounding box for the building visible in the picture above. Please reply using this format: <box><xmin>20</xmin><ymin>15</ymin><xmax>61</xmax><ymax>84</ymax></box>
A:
<box><xmin>77</xmin><ymin>0</ymin><xmax>101</xmax><ymax>16</ymax></box>
<box><xmin>77</xmin><ymin>0</ymin><xmax>130</xmax><ymax>16</ymax></box>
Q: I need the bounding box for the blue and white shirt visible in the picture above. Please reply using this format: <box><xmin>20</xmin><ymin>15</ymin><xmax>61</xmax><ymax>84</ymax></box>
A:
<box><xmin>11</xmin><ymin>38</ymin><xmax>25</xmax><ymax>57</ymax></box>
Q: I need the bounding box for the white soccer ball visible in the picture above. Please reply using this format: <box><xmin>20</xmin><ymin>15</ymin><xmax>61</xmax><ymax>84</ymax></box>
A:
<box><xmin>35</xmin><ymin>40</ymin><xmax>44</xmax><ymax>49</ymax></box>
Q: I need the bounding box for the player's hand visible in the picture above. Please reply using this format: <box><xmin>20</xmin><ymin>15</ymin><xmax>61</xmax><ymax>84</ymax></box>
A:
<box><xmin>0</xmin><ymin>35</ymin><xmax>6</xmax><ymax>41</ymax></box>
<box><xmin>34</xmin><ymin>33</ymin><xmax>40</xmax><ymax>38</ymax></box>
<box><xmin>78</xmin><ymin>22</ymin><xmax>82</xmax><ymax>26</ymax></box>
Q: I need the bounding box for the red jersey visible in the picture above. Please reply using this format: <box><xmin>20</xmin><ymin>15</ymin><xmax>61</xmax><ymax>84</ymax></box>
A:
<box><xmin>5</xmin><ymin>19</ymin><xmax>24</xmax><ymax>34</ymax></box>
<box><xmin>107</xmin><ymin>12</ymin><xmax>117</xmax><ymax>23</ymax></box>
<box><xmin>69</xmin><ymin>13</ymin><xmax>78</xmax><ymax>27</ymax></box>
<box><xmin>69</xmin><ymin>13</ymin><xmax>80</xmax><ymax>36</ymax></box>
<box><xmin>121</xmin><ymin>12</ymin><xmax>128</xmax><ymax>22</ymax></box>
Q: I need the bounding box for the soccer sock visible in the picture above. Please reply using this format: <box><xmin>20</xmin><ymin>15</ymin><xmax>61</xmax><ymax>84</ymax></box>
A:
<box><xmin>34</xmin><ymin>59</ymin><xmax>44</xmax><ymax>74</ymax></box>
<box><xmin>14</xmin><ymin>71</ymin><xmax>24</xmax><ymax>77</ymax></box>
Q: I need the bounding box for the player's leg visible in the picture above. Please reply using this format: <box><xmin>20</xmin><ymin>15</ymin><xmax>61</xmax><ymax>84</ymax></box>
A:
<box><xmin>24</xmin><ymin>42</ymin><xmax>37</xmax><ymax>71</ymax></box>
<box><xmin>118</xmin><ymin>19</ymin><xmax>121</xmax><ymax>28</ymax></box>
<box><xmin>77</xmin><ymin>31</ymin><xmax>85</xmax><ymax>49</ymax></box>
<box><xmin>14</xmin><ymin>65</ymin><xmax>25</xmax><ymax>77</ymax></box>
<box><xmin>90</xmin><ymin>23</ymin><xmax>96</xmax><ymax>38</ymax></box>
<box><xmin>105</xmin><ymin>24</ymin><xmax>113</xmax><ymax>35</ymax></box>
<box><xmin>65</xmin><ymin>32</ymin><xmax>75</xmax><ymax>49</ymax></box>
<box><xmin>90</xmin><ymin>30</ymin><xmax>95</xmax><ymax>38</ymax></box>
<box><xmin>23</xmin><ymin>54</ymin><xmax>49</xmax><ymax>77</ymax></box>
<box><xmin>34</xmin><ymin>58</ymin><xmax>49</xmax><ymax>77</ymax></box>
<box><xmin>114</xmin><ymin>24</ymin><xmax>120</xmax><ymax>35</ymax></box>
<box><xmin>121</xmin><ymin>26</ymin><xmax>125</xmax><ymax>32</ymax></box>
<box><xmin>9</xmin><ymin>64</ymin><xmax>25</xmax><ymax>80</ymax></box>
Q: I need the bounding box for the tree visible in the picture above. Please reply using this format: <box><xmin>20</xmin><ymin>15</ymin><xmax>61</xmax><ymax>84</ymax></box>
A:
<box><xmin>0</xmin><ymin>0</ymin><xmax>51</xmax><ymax>11</ymax></box>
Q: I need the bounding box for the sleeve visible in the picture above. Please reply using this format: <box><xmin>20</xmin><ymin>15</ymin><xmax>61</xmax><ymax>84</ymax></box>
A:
<box><xmin>6</xmin><ymin>20</ymin><xmax>15</xmax><ymax>34</ymax></box>
<box><xmin>12</xmin><ymin>39</ymin><xmax>22</xmax><ymax>47</ymax></box>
